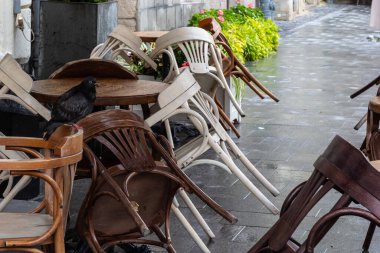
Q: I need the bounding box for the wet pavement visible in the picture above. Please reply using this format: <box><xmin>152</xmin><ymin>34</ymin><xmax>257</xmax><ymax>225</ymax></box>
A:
<box><xmin>168</xmin><ymin>4</ymin><xmax>380</xmax><ymax>253</ymax></box>
<box><xmin>3</xmin><ymin>4</ymin><xmax>380</xmax><ymax>253</ymax></box>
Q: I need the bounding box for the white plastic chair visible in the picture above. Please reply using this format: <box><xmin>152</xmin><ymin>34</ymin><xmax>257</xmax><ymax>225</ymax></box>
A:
<box><xmin>146</xmin><ymin>70</ymin><xmax>279</xmax><ymax>251</ymax></box>
<box><xmin>0</xmin><ymin>54</ymin><xmax>51</xmax><ymax>211</ymax></box>
<box><xmin>146</xmin><ymin>69</ymin><xmax>279</xmax><ymax>212</ymax></box>
<box><xmin>90</xmin><ymin>24</ymin><xmax>157</xmax><ymax>70</ymax></box>
<box><xmin>150</xmin><ymin>26</ymin><xmax>245</xmax><ymax>117</ymax></box>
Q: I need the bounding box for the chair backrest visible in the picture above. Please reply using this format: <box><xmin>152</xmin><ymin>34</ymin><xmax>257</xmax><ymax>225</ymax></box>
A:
<box><xmin>76</xmin><ymin>109</ymin><xmax>183</xmax><ymax>251</ymax></box>
<box><xmin>0</xmin><ymin>54</ymin><xmax>51</xmax><ymax>120</ymax></box>
<box><xmin>150</xmin><ymin>27</ymin><xmax>218</xmax><ymax>75</ymax></box>
<box><xmin>248</xmin><ymin>135</ymin><xmax>380</xmax><ymax>252</ymax></box>
<box><xmin>90</xmin><ymin>25</ymin><xmax>158</xmax><ymax>70</ymax></box>
<box><xmin>49</xmin><ymin>58</ymin><xmax>137</xmax><ymax>79</ymax></box>
<box><xmin>76</xmin><ymin>109</ymin><xmax>236</xmax><ymax>252</ymax></box>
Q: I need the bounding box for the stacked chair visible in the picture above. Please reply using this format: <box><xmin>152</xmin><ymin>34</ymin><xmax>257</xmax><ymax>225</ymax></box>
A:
<box><xmin>198</xmin><ymin>17</ymin><xmax>279</xmax><ymax>103</ymax></box>
<box><xmin>90</xmin><ymin>24</ymin><xmax>157</xmax><ymax>71</ymax></box>
<box><xmin>144</xmin><ymin>68</ymin><xmax>280</xmax><ymax>250</ymax></box>
<box><xmin>43</xmin><ymin>24</ymin><xmax>281</xmax><ymax>252</ymax></box>
<box><xmin>0</xmin><ymin>125</ymin><xmax>83</xmax><ymax>252</ymax></box>
<box><xmin>75</xmin><ymin>109</ymin><xmax>236</xmax><ymax>252</ymax></box>
<box><xmin>147</xmin><ymin>27</ymin><xmax>280</xmax><ymax>210</ymax></box>
<box><xmin>90</xmin><ymin>26</ymin><xmax>228</xmax><ymax>252</ymax></box>
<box><xmin>150</xmin><ymin>26</ymin><xmax>246</xmax><ymax>118</ymax></box>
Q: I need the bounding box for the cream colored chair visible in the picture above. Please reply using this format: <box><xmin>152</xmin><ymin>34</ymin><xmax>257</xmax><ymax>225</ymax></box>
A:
<box><xmin>146</xmin><ymin>69</ymin><xmax>279</xmax><ymax>212</ymax></box>
<box><xmin>145</xmin><ymin>69</ymin><xmax>279</xmax><ymax>251</ymax></box>
<box><xmin>90</xmin><ymin>24</ymin><xmax>157</xmax><ymax>70</ymax></box>
<box><xmin>150</xmin><ymin>26</ymin><xmax>245</xmax><ymax>117</ymax></box>
<box><xmin>0</xmin><ymin>54</ymin><xmax>51</xmax><ymax>211</ymax></box>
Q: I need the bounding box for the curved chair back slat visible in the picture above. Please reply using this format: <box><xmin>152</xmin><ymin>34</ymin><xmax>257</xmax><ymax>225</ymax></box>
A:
<box><xmin>91</xmin><ymin>25</ymin><xmax>158</xmax><ymax>70</ymax></box>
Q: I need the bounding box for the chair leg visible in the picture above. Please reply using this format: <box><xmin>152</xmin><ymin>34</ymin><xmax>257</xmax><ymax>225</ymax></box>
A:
<box><xmin>178</xmin><ymin>188</ymin><xmax>216</xmax><ymax>239</ymax></box>
<box><xmin>0</xmin><ymin>175</ymin><xmax>31</xmax><ymax>211</ymax></box>
<box><xmin>226</xmin><ymin>137</ymin><xmax>280</xmax><ymax>197</ymax></box>
<box><xmin>170</xmin><ymin>204</ymin><xmax>210</xmax><ymax>253</ymax></box>
<box><xmin>207</xmin><ymin>136</ymin><xmax>279</xmax><ymax>214</ymax></box>
<box><xmin>362</xmin><ymin>222</ymin><xmax>377</xmax><ymax>252</ymax></box>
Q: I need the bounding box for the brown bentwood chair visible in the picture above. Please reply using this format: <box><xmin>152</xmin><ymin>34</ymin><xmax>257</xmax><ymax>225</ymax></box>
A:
<box><xmin>198</xmin><ymin>17</ymin><xmax>279</xmax><ymax>103</ymax></box>
<box><xmin>248</xmin><ymin>135</ymin><xmax>380</xmax><ymax>253</ymax></box>
<box><xmin>75</xmin><ymin>109</ymin><xmax>237</xmax><ymax>253</ymax></box>
<box><xmin>0</xmin><ymin>125</ymin><xmax>83</xmax><ymax>253</ymax></box>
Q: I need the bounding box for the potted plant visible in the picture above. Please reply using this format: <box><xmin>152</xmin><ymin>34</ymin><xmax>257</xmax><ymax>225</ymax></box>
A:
<box><xmin>38</xmin><ymin>0</ymin><xmax>118</xmax><ymax>78</ymax></box>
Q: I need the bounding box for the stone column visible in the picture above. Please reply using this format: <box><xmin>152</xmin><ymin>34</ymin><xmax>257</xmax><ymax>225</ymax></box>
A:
<box><xmin>273</xmin><ymin>0</ymin><xmax>293</xmax><ymax>20</ymax></box>
<box><xmin>118</xmin><ymin>0</ymin><xmax>137</xmax><ymax>31</ymax></box>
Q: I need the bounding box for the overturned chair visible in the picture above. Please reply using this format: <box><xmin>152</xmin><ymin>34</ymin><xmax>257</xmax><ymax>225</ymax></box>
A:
<box><xmin>75</xmin><ymin>109</ymin><xmax>237</xmax><ymax>253</ymax></box>
<box><xmin>248</xmin><ymin>135</ymin><xmax>380</xmax><ymax>253</ymax></box>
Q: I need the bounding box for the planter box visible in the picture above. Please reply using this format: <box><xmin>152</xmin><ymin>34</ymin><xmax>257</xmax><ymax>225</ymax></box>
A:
<box><xmin>38</xmin><ymin>1</ymin><xmax>117</xmax><ymax>78</ymax></box>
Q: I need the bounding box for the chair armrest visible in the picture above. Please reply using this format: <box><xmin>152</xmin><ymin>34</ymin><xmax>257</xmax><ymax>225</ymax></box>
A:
<box><xmin>0</xmin><ymin>137</ymin><xmax>50</xmax><ymax>149</ymax></box>
<box><xmin>0</xmin><ymin>153</ymin><xmax>82</xmax><ymax>171</ymax></box>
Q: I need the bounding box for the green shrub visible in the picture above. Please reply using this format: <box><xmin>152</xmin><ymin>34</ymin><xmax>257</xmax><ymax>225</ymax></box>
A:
<box><xmin>189</xmin><ymin>4</ymin><xmax>279</xmax><ymax>63</ymax></box>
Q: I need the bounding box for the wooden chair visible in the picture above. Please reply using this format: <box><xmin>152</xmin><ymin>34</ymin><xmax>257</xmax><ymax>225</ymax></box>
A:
<box><xmin>0</xmin><ymin>124</ymin><xmax>83</xmax><ymax>252</ymax></box>
<box><xmin>75</xmin><ymin>109</ymin><xmax>236</xmax><ymax>253</ymax></box>
<box><xmin>149</xmin><ymin>26</ymin><xmax>246</xmax><ymax>118</ymax></box>
<box><xmin>352</xmin><ymin>93</ymin><xmax>380</xmax><ymax>252</ymax></box>
<box><xmin>198</xmin><ymin>17</ymin><xmax>279</xmax><ymax>103</ymax></box>
<box><xmin>90</xmin><ymin>24</ymin><xmax>157</xmax><ymax>70</ymax></box>
<box><xmin>248</xmin><ymin>135</ymin><xmax>380</xmax><ymax>253</ymax></box>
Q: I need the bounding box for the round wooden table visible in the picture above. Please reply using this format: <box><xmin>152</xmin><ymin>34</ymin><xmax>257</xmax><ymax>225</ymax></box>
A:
<box><xmin>133</xmin><ymin>31</ymin><xmax>168</xmax><ymax>43</ymax></box>
<box><xmin>32</xmin><ymin>77</ymin><xmax>169</xmax><ymax>106</ymax></box>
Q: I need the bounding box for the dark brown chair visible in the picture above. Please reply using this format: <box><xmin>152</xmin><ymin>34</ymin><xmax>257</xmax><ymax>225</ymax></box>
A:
<box><xmin>198</xmin><ymin>17</ymin><xmax>280</xmax><ymax>138</ymax></box>
<box><xmin>198</xmin><ymin>17</ymin><xmax>279</xmax><ymax>103</ymax></box>
<box><xmin>248</xmin><ymin>135</ymin><xmax>380</xmax><ymax>253</ymax></box>
<box><xmin>75</xmin><ymin>109</ymin><xmax>237</xmax><ymax>253</ymax></box>
<box><xmin>0</xmin><ymin>125</ymin><xmax>83</xmax><ymax>252</ymax></box>
<box><xmin>355</xmin><ymin>94</ymin><xmax>380</xmax><ymax>252</ymax></box>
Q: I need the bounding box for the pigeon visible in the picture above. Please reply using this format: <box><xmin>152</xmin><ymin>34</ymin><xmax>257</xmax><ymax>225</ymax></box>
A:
<box><xmin>43</xmin><ymin>76</ymin><xmax>97</xmax><ymax>139</ymax></box>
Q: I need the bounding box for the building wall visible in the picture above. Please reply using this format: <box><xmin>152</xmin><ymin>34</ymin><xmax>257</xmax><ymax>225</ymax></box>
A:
<box><xmin>118</xmin><ymin>0</ymin><xmax>256</xmax><ymax>31</ymax></box>
<box><xmin>0</xmin><ymin>0</ymin><xmax>32</xmax><ymax>63</ymax></box>
<box><xmin>273</xmin><ymin>0</ymin><xmax>307</xmax><ymax>20</ymax></box>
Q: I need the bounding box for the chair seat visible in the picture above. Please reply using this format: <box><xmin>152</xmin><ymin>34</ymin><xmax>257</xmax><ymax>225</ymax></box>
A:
<box><xmin>175</xmin><ymin>130</ymin><xmax>219</xmax><ymax>166</ymax></box>
<box><xmin>0</xmin><ymin>213</ymin><xmax>52</xmax><ymax>239</ymax></box>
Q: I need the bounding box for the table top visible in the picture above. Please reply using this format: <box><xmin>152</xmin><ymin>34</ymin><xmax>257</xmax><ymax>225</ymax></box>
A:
<box><xmin>134</xmin><ymin>31</ymin><xmax>168</xmax><ymax>43</ymax></box>
<box><xmin>32</xmin><ymin>77</ymin><xmax>169</xmax><ymax>106</ymax></box>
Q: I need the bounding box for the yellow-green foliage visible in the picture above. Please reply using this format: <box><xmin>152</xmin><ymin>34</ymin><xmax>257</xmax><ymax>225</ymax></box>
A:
<box><xmin>189</xmin><ymin>5</ymin><xmax>279</xmax><ymax>63</ymax></box>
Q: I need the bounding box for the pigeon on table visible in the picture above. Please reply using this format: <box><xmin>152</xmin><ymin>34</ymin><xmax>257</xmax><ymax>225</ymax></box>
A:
<box><xmin>43</xmin><ymin>76</ymin><xmax>97</xmax><ymax>139</ymax></box>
